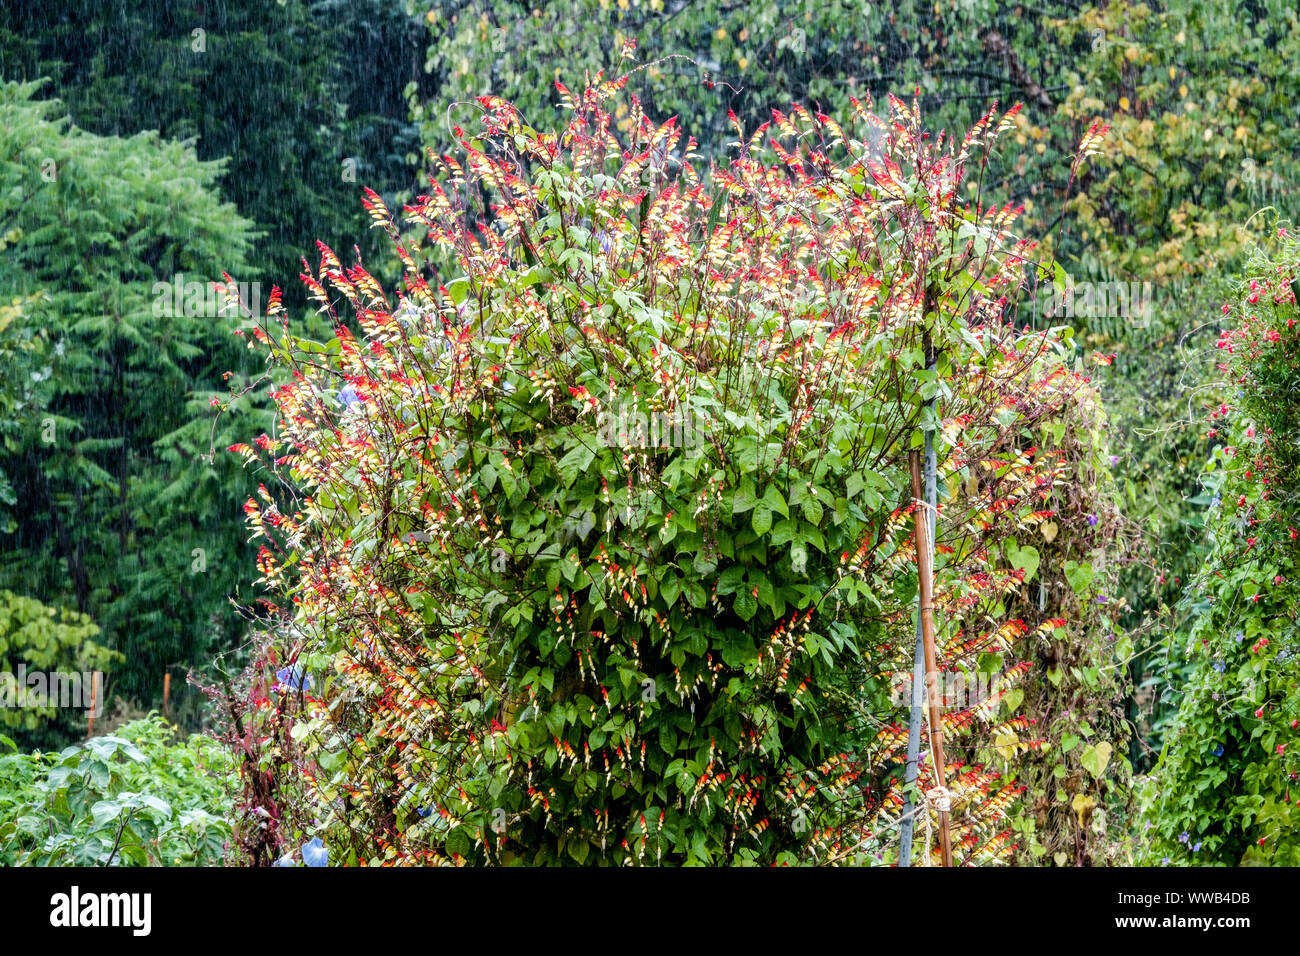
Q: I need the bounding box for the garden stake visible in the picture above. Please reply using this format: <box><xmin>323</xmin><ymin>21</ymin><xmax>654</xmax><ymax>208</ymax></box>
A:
<box><xmin>87</xmin><ymin>670</ymin><xmax>99</xmax><ymax>740</ymax></box>
<box><xmin>911</xmin><ymin>447</ymin><xmax>952</xmax><ymax>867</ymax></box>
<box><xmin>901</xmin><ymin>330</ymin><xmax>941</xmax><ymax>866</ymax></box>
<box><xmin>899</xmin><ymin>426</ymin><xmax>936</xmax><ymax>864</ymax></box>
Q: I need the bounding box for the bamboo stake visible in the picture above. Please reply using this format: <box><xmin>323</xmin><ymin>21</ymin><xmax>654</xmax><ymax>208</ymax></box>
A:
<box><xmin>163</xmin><ymin>672</ymin><xmax>171</xmax><ymax>718</ymax></box>
<box><xmin>911</xmin><ymin>448</ymin><xmax>952</xmax><ymax>867</ymax></box>
<box><xmin>87</xmin><ymin>670</ymin><xmax>100</xmax><ymax>740</ymax></box>
<box><xmin>898</xmin><ymin>426</ymin><xmax>933</xmax><ymax>865</ymax></box>
<box><xmin>898</xmin><ymin>567</ymin><xmax>927</xmax><ymax>865</ymax></box>
<box><xmin>901</xmin><ymin>329</ymin><xmax>940</xmax><ymax>866</ymax></box>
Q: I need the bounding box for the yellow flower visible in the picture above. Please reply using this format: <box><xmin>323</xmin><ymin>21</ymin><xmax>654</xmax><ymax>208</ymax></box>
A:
<box><xmin>1179</xmin><ymin>84</ymin><xmax>1187</xmax><ymax>98</ymax></box>
<box><xmin>1119</xmin><ymin>96</ymin><xmax>1130</xmax><ymax>112</ymax></box>
<box><xmin>738</xmin><ymin>56</ymin><xmax>748</xmax><ymax>70</ymax></box>
<box><xmin>715</xmin><ymin>27</ymin><xmax>727</xmax><ymax>41</ymax></box>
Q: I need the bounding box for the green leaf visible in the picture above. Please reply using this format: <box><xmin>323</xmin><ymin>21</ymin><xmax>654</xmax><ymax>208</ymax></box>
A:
<box><xmin>1080</xmin><ymin>741</ymin><xmax>1112</xmax><ymax>779</ymax></box>
<box><xmin>800</xmin><ymin>496</ymin><xmax>823</xmax><ymax>525</ymax></box>
<box><xmin>761</xmin><ymin>484</ymin><xmax>789</xmax><ymax>518</ymax></box>
<box><xmin>567</xmin><ymin>837</ymin><xmax>590</xmax><ymax>864</ymax></box>
<box><xmin>90</xmin><ymin>800</ymin><xmax>122</xmax><ymax>828</ymax></box>
<box><xmin>1063</xmin><ymin>560</ymin><xmax>1094</xmax><ymax>599</ymax></box>
<box><xmin>732</xmin><ymin>477</ymin><xmax>757</xmax><ymax>514</ymax></box>
<box><xmin>734</xmin><ymin>590</ymin><xmax>757</xmax><ymax>622</ymax></box>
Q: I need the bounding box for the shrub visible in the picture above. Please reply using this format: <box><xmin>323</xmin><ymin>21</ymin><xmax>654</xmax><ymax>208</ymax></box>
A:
<box><xmin>1141</xmin><ymin>221</ymin><xmax>1300</xmax><ymax>865</ymax></box>
<box><xmin>0</xmin><ymin>714</ymin><xmax>234</xmax><ymax>866</ymax></box>
<box><xmin>231</xmin><ymin>78</ymin><xmax>1122</xmax><ymax>865</ymax></box>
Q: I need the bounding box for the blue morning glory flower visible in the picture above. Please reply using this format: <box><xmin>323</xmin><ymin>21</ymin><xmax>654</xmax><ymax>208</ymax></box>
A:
<box><xmin>1179</xmin><ymin>831</ymin><xmax>1190</xmax><ymax>843</ymax></box>
<box><xmin>1192</xmin><ymin>842</ymin><xmax>1202</xmax><ymax>852</ymax></box>
<box><xmin>595</xmin><ymin>230</ymin><xmax>614</xmax><ymax>254</ymax></box>
<box><xmin>272</xmin><ymin>853</ymin><xmax>297</xmax><ymax>867</ymax></box>
<box><xmin>275</xmin><ymin>663</ymin><xmax>312</xmax><ymax>693</ymax></box>
<box><xmin>1214</xmin><ymin>660</ymin><xmax>1226</xmax><ymax>673</ymax></box>
<box><xmin>302</xmin><ymin>837</ymin><xmax>328</xmax><ymax>867</ymax></box>
<box><xmin>338</xmin><ymin>384</ymin><xmax>360</xmax><ymax>408</ymax></box>
<box><xmin>1161</xmin><ymin>857</ymin><xmax>1171</xmax><ymax>865</ymax></box>
<box><xmin>416</xmin><ymin>806</ymin><xmax>432</xmax><ymax>818</ymax></box>
<box><xmin>1235</xmin><ymin>631</ymin><xmax>1245</xmax><ymax>642</ymax></box>
<box><xmin>1212</xmin><ymin>743</ymin><xmax>1225</xmax><ymax>757</ymax></box>
<box><xmin>1210</xmin><ymin>494</ymin><xmax>1221</xmax><ymax>509</ymax></box>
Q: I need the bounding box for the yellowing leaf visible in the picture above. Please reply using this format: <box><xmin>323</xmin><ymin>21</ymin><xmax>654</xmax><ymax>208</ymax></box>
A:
<box><xmin>1071</xmin><ymin>792</ymin><xmax>1097</xmax><ymax>827</ymax></box>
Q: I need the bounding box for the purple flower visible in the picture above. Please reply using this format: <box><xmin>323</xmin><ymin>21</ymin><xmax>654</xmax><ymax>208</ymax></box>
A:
<box><xmin>1108</xmin><ymin>455</ymin><xmax>1120</xmax><ymax>467</ymax></box>
<box><xmin>1212</xmin><ymin>743</ymin><xmax>1225</xmax><ymax>757</ymax></box>
<box><xmin>1087</xmin><ymin>514</ymin><xmax>1099</xmax><ymax>527</ymax></box>
<box><xmin>1161</xmin><ymin>856</ymin><xmax>1171</xmax><ymax>865</ymax></box>
<box><xmin>1213</xmin><ymin>660</ymin><xmax>1226</xmax><ymax>673</ymax></box>
<box><xmin>338</xmin><ymin>384</ymin><xmax>360</xmax><ymax>408</ymax></box>
<box><xmin>1179</xmin><ymin>831</ymin><xmax>1190</xmax><ymax>844</ymax></box>
<box><xmin>1095</xmin><ymin>594</ymin><xmax>1108</xmax><ymax>604</ymax></box>
<box><xmin>1192</xmin><ymin>841</ymin><xmax>1202</xmax><ymax>852</ymax></box>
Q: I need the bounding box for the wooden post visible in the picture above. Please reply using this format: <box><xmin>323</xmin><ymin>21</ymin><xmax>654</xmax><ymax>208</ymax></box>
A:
<box><xmin>911</xmin><ymin>449</ymin><xmax>952</xmax><ymax>867</ymax></box>
<box><xmin>87</xmin><ymin>670</ymin><xmax>100</xmax><ymax>740</ymax></box>
<box><xmin>163</xmin><ymin>672</ymin><xmax>171</xmax><ymax>718</ymax></box>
